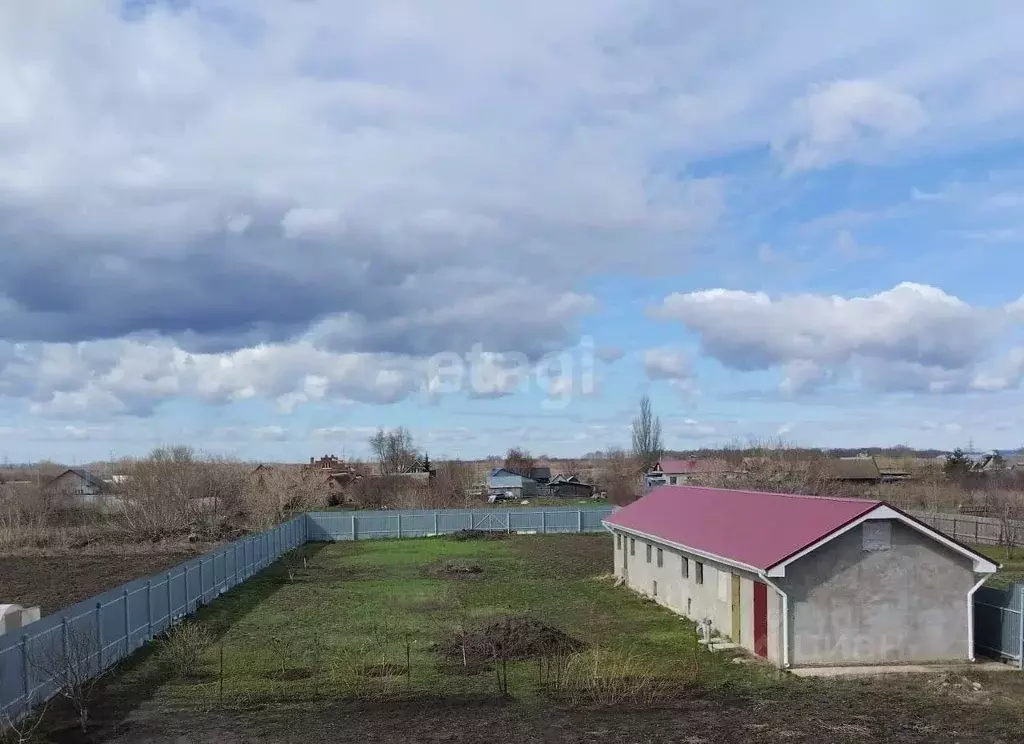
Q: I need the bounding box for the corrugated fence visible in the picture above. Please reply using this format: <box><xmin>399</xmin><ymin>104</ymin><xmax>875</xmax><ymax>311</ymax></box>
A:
<box><xmin>0</xmin><ymin>507</ymin><xmax>613</xmax><ymax>721</ymax></box>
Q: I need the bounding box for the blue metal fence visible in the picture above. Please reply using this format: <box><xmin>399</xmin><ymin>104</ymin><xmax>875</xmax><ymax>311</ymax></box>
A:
<box><xmin>0</xmin><ymin>515</ymin><xmax>308</xmax><ymax>722</ymax></box>
<box><xmin>974</xmin><ymin>583</ymin><xmax>1024</xmax><ymax>667</ymax></box>
<box><xmin>305</xmin><ymin>506</ymin><xmax>615</xmax><ymax>541</ymax></box>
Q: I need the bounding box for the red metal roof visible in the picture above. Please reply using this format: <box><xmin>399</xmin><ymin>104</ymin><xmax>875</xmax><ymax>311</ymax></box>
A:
<box><xmin>605</xmin><ymin>486</ymin><xmax>881</xmax><ymax>570</ymax></box>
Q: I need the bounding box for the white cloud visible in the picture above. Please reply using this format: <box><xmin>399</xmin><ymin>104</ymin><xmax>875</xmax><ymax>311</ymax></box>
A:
<box><xmin>654</xmin><ymin>283</ymin><xmax>1023</xmax><ymax>394</ymax></box>
<box><xmin>783</xmin><ymin>80</ymin><xmax>928</xmax><ymax>170</ymax></box>
<box><xmin>643</xmin><ymin>347</ymin><xmax>691</xmax><ymax>381</ymax></box>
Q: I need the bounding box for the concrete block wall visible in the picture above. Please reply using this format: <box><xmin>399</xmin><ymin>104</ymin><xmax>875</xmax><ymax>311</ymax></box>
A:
<box><xmin>777</xmin><ymin>519</ymin><xmax>976</xmax><ymax>665</ymax></box>
<box><xmin>612</xmin><ymin>530</ymin><xmax>783</xmax><ymax>662</ymax></box>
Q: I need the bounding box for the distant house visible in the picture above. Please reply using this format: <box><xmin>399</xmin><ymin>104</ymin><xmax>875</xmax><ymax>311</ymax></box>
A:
<box><xmin>647</xmin><ymin>459</ymin><xmax>732</xmax><ymax>487</ymax></box>
<box><xmin>824</xmin><ymin>457</ymin><xmax>882</xmax><ymax>484</ymax></box>
<box><xmin>604</xmin><ymin>485</ymin><xmax>998</xmax><ymax>667</ymax></box>
<box><xmin>46</xmin><ymin>469</ymin><xmax>109</xmax><ymax>498</ymax></box>
<box><xmin>487</xmin><ymin>468</ymin><xmax>539</xmax><ymax>501</ymax></box>
<box><xmin>548</xmin><ymin>474</ymin><xmax>594</xmax><ymax>499</ymax></box>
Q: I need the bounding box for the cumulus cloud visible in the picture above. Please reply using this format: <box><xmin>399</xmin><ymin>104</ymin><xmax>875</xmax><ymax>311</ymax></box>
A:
<box><xmin>643</xmin><ymin>348</ymin><xmax>691</xmax><ymax>381</ymax></box>
<box><xmin>653</xmin><ymin>283</ymin><xmax>1023</xmax><ymax>394</ymax></box>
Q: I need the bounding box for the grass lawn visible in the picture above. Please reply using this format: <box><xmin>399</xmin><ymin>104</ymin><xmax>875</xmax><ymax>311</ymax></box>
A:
<box><xmin>57</xmin><ymin>535</ymin><xmax>1024</xmax><ymax>743</ymax></box>
<box><xmin>973</xmin><ymin>544</ymin><xmax>1024</xmax><ymax>588</ymax></box>
<box><xmin>123</xmin><ymin>534</ymin><xmax>763</xmax><ymax>708</ymax></box>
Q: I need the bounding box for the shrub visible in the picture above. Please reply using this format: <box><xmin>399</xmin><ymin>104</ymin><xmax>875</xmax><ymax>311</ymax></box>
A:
<box><xmin>558</xmin><ymin>648</ymin><xmax>666</xmax><ymax>707</ymax></box>
<box><xmin>159</xmin><ymin>622</ymin><xmax>214</xmax><ymax>679</ymax></box>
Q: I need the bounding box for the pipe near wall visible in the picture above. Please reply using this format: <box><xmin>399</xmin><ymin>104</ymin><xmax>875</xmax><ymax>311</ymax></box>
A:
<box><xmin>759</xmin><ymin>575</ymin><xmax>790</xmax><ymax>668</ymax></box>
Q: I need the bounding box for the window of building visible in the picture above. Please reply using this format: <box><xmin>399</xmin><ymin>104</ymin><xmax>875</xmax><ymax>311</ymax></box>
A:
<box><xmin>669</xmin><ymin>476</ymin><xmax>677</xmax><ymax>485</ymax></box>
<box><xmin>681</xmin><ymin>557</ymin><xmax>689</xmax><ymax>579</ymax></box>
<box><xmin>695</xmin><ymin>561</ymin><xmax>704</xmax><ymax>585</ymax></box>
<box><xmin>616</xmin><ymin>533</ymin><xmax>621</xmax><ymax>549</ymax></box>
<box><xmin>646</xmin><ymin>544</ymin><xmax>652</xmax><ymax>563</ymax></box>
<box><xmin>630</xmin><ymin>538</ymin><xmax>635</xmax><ymax>556</ymax></box>
<box><xmin>657</xmin><ymin>548</ymin><xmax>663</xmax><ymax>567</ymax></box>
<box><xmin>652</xmin><ymin>580</ymin><xmax>658</xmax><ymax>597</ymax></box>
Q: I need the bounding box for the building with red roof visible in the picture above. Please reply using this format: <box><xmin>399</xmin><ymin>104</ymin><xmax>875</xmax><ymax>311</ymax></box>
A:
<box><xmin>603</xmin><ymin>485</ymin><xmax>998</xmax><ymax>667</ymax></box>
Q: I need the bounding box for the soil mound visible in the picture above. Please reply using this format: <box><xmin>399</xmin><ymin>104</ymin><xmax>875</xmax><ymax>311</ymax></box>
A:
<box><xmin>449</xmin><ymin>529</ymin><xmax>508</xmax><ymax>541</ymax></box>
<box><xmin>439</xmin><ymin>615</ymin><xmax>585</xmax><ymax>664</ymax></box>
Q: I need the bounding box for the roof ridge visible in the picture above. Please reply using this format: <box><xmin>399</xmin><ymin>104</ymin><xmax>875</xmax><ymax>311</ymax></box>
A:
<box><xmin>651</xmin><ymin>484</ymin><xmax>881</xmax><ymax>504</ymax></box>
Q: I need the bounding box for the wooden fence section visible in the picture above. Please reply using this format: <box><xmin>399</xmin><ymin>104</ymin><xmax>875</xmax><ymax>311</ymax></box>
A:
<box><xmin>908</xmin><ymin>510</ymin><xmax>1022</xmax><ymax>547</ymax></box>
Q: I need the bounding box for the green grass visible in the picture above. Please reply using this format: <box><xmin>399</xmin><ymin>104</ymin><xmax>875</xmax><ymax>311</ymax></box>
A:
<box><xmin>973</xmin><ymin>544</ymin><xmax>1024</xmax><ymax>588</ymax></box>
<box><xmin>111</xmin><ymin>535</ymin><xmax>778</xmax><ymax>709</ymax></box>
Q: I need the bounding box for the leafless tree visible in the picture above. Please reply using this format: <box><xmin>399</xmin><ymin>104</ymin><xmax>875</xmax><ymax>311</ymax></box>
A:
<box><xmin>631</xmin><ymin>395</ymin><xmax>663</xmax><ymax>474</ymax></box>
<box><xmin>116</xmin><ymin>447</ymin><xmax>247</xmax><ymax>540</ymax></box>
<box><xmin>243</xmin><ymin>466</ymin><xmax>329</xmax><ymax>531</ymax></box>
<box><xmin>0</xmin><ymin>678</ymin><xmax>49</xmax><ymax>744</ymax></box>
<box><xmin>597</xmin><ymin>448</ymin><xmax>641</xmax><ymax>505</ymax></box>
<box><xmin>985</xmin><ymin>488</ymin><xmax>1024</xmax><ymax>558</ymax></box>
<box><xmin>429</xmin><ymin>460</ymin><xmax>475</xmax><ymax>507</ymax></box>
<box><xmin>29</xmin><ymin>626</ymin><xmax>105</xmax><ymax>735</ymax></box>
<box><xmin>369</xmin><ymin>428</ymin><xmax>420</xmax><ymax>475</ymax></box>
<box><xmin>503</xmin><ymin>447</ymin><xmax>535</xmax><ymax>478</ymax></box>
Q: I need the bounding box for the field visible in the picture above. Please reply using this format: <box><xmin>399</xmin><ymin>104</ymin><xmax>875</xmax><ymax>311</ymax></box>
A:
<box><xmin>975</xmin><ymin>544</ymin><xmax>1024</xmax><ymax>588</ymax></box>
<box><xmin>26</xmin><ymin>534</ymin><xmax>1024</xmax><ymax>743</ymax></box>
<box><xmin>0</xmin><ymin>550</ymin><xmax>201</xmax><ymax>615</ymax></box>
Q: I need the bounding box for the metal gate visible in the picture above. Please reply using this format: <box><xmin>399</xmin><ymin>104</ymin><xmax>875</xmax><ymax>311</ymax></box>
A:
<box><xmin>974</xmin><ymin>583</ymin><xmax>1024</xmax><ymax>667</ymax></box>
<box><xmin>472</xmin><ymin>512</ymin><xmax>511</xmax><ymax>533</ymax></box>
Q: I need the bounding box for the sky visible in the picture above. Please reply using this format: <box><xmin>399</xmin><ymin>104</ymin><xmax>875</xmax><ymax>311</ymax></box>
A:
<box><xmin>2</xmin><ymin>1</ymin><xmax>1024</xmax><ymax>464</ymax></box>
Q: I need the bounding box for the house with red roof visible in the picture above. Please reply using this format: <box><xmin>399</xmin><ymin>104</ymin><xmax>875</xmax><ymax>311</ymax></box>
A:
<box><xmin>603</xmin><ymin>485</ymin><xmax>998</xmax><ymax>668</ymax></box>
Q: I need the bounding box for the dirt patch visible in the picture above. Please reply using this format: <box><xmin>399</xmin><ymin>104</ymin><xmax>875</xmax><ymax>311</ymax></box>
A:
<box><xmin>449</xmin><ymin>529</ymin><xmax>509</xmax><ymax>541</ymax></box>
<box><xmin>0</xmin><ymin>551</ymin><xmax>201</xmax><ymax>614</ymax></box>
<box><xmin>509</xmin><ymin>534</ymin><xmax>611</xmax><ymax>579</ymax></box>
<box><xmin>426</xmin><ymin>559</ymin><xmax>484</xmax><ymax>578</ymax></box>
<box><xmin>438</xmin><ymin>616</ymin><xmax>586</xmax><ymax>665</ymax></box>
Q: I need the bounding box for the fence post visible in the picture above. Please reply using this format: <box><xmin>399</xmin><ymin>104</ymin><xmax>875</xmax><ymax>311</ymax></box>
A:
<box><xmin>953</xmin><ymin>518</ymin><xmax>958</xmax><ymax>541</ymax></box>
<box><xmin>1018</xmin><ymin>585</ymin><xmax>1024</xmax><ymax>670</ymax></box>
<box><xmin>200</xmin><ymin>558</ymin><xmax>206</xmax><ymax>604</ymax></box>
<box><xmin>397</xmin><ymin>512</ymin><xmax>402</xmax><ymax>539</ymax></box>
<box><xmin>123</xmin><ymin>588</ymin><xmax>131</xmax><ymax>654</ymax></box>
<box><xmin>506</xmin><ymin>511</ymin><xmax>511</xmax><ymax>534</ymax></box>
<box><xmin>234</xmin><ymin>544</ymin><xmax>239</xmax><ymax>587</ymax></box>
<box><xmin>95</xmin><ymin>602</ymin><xmax>103</xmax><ymax>673</ymax></box>
<box><xmin>976</xmin><ymin>520</ymin><xmax>980</xmax><ymax>544</ymax></box>
<box><xmin>166</xmin><ymin>572</ymin><xmax>173</xmax><ymax>626</ymax></box>
<box><xmin>541</xmin><ymin>510</ymin><xmax>546</xmax><ymax>534</ymax></box>
<box><xmin>577</xmin><ymin>510</ymin><xmax>583</xmax><ymax>533</ymax></box>
<box><xmin>433</xmin><ymin>511</ymin><xmax>439</xmax><ymax>535</ymax></box>
<box><xmin>21</xmin><ymin>634</ymin><xmax>30</xmax><ymax>703</ymax></box>
<box><xmin>185</xmin><ymin>566</ymin><xmax>190</xmax><ymax>613</ymax></box>
<box><xmin>146</xmin><ymin>580</ymin><xmax>153</xmax><ymax>639</ymax></box>
<box><xmin>352</xmin><ymin>515</ymin><xmax>357</xmax><ymax>541</ymax></box>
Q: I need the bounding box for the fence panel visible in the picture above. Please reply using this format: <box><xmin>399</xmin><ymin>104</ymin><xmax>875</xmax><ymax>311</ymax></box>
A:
<box><xmin>974</xmin><ymin>584</ymin><xmax>1024</xmax><ymax>666</ymax></box>
<box><xmin>304</xmin><ymin>506</ymin><xmax>616</xmax><ymax>541</ymax></box>
<box><xmin>909</xmin><ymin>510</ymin><xmax>1021</xmax><ymax>547</ymax></box>
<box><xmin>0</xmin><ymin>515</ymin><xmax>306</xmax><ymax>723</ymax></box>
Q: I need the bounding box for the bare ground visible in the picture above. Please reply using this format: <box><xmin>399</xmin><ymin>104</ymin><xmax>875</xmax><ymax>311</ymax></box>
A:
<box><xmin>96</xmin><ymin>676</ymin><xmax>1024</xmax><ymax>744</ymax></box>
<box><xmin>0</xmin><ymin>550</ymin><xmax>203</xmax><ymax>614</ymax></box>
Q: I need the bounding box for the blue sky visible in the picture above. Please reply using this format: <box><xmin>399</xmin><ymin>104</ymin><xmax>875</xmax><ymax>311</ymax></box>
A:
<box><xmin>2</xmin><ymin>1</ymin><xmax>1024</xmax><ymax>464</ymax></box>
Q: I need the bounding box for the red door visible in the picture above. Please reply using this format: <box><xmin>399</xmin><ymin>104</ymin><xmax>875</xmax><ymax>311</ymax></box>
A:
<box><xmin>753</xmin><ymin>581</ymin><xmax>768</xmax><ymax>658</ymax></box>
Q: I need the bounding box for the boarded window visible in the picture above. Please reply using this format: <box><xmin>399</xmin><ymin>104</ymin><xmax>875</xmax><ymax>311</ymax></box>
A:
<box><xmin>695</xmin><ymin>562</ymin><xmax>704</xmax><ymax>584</ymax></box>
<box><xmin>646</xmin><ymin>544</ymin><xmax>652</xmax><ymax>563</ymax></box>
<box><xmin>681</xmin><ymin>557</ymin><xmax>689</xmax><ymax>579</ymax></box>
<box><xmin>863</xmin><ymin>521</ymin><xmax>892</xmax><ymax>551</ymax></box>
<box><xmin>657</xmin><ymin>548</ymin><xmax>664</xmax><ymax>567</ymax></box>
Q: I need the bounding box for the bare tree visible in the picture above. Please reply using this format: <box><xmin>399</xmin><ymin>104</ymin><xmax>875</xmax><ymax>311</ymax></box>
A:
<box><xmin>369</xmin><ymin>427</ymin><xmax>420</xmax><ymax>475</ymax></box>
<box><xmin>503</xmin><ymin>448</ymin><xmax>535</xmax><ymax>478</ymax></box>
<box><xmin>429</xmin><ymin>460</ymin><xmax>475</xmax><ymax>508</ymax></box>
<box><xmin>597</xmin><ymin>448</ymin><xmax>641</xmax><ymax>506</ymax></box>
<box><xmin>29</xmin><ymin>626</ymin><xmax>105</xmax><ymax>735</ymax></box>
<box><xmin>631</xmin><ymin>395</ymin><xmax>663</xmax><ymax>474</ymax></box>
